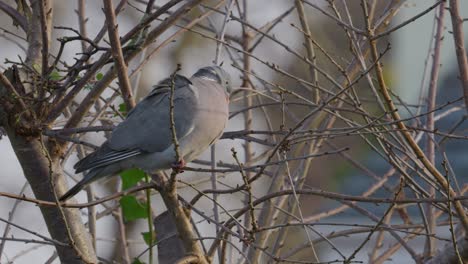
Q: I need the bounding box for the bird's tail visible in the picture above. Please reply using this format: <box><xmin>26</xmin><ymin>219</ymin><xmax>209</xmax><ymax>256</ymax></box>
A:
<box><xmin>60</xmin><ymin>168</ymin><xmax>103</xmax><ymax>201</ymax></box>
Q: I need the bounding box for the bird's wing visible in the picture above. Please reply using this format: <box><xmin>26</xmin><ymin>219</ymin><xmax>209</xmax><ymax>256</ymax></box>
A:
<box><xmin>74</xmin><ymin>143</ymin><xmax>141</xmax><ymax>173</ymax></box>
<box><xmin>74</xmin><ymin>74</ymin><xmax>198</xmax><ymax>173</ymax></box>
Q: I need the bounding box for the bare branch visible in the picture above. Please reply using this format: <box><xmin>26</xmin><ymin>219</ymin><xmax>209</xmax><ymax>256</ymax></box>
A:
<box><xmin>0</xmin><ymin>1</ymin><xmax>27</xmax><ymax>31</ymax></box>
<box><xmin>103</xmin><ymin>0</ymin><xmax>136</xmax><ymax>110</ymax></box>
<box><xmin>448</xmin><ymin>0</ymin><xmax>468</xmax><ymax>112</ymax></box>
<box><xmin>424</xmin><ymin>1</ymin><xmax>447</xmax><ymax>258</ymax></box>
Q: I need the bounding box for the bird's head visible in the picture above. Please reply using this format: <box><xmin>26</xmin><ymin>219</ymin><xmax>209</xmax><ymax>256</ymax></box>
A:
<box><xmin>193</xmin><ymin>66</ymin><xmax>232</xmax><ymax>94</ymax></box>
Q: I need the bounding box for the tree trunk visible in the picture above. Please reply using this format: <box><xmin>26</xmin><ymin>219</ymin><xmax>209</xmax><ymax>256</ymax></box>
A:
<box><xmin>4</xmin><ymin>128</ymin><xmax>97</xmax><ymax>263</ymax></box>
<box><xmin>0</xmin><ymin>70</ymin><xmax>97</xmax><ymax>263</ymax></box>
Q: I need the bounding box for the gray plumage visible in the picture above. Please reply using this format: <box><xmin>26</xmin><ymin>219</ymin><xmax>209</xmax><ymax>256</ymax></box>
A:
<box><xmin>60</xmin><ymin>66</ymin><xmax>231</xmax><ymax>201</ymax></box>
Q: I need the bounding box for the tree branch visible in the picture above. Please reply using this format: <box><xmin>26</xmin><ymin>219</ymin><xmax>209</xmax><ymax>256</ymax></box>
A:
<box><xmin>448</xmin><ymin>0</ymin><xmax>468</xmax><ymax>112</ymax></box>
<box><xmin>103</xmin><ymin>0</ymin><xmax>135</xmax><ymax>110</ymax></box>
<box><xmin>0</xmin><ymin>1</ymin><xmax>27</xmax><ymax>31</ymax></box>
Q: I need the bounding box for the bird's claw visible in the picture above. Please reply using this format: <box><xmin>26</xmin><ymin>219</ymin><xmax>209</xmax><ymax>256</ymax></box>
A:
<box><xmin>171</xmin><ymin>159</ymin><xmax>186</xmax><ymax>173</ymax></box>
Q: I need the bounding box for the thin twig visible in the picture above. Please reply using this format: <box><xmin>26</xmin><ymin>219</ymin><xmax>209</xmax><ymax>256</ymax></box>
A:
<box><xmin>168</xmin><ymin>64</ymin><xmax>182</xmax><ymax>187</ymax></box>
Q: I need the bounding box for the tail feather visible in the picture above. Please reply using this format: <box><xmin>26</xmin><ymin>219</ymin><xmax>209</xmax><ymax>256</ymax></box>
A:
<box><xmin>74</xmin><ymin>143</ymin><xmax>140</xmax><ymax>174</ymax></box>
<box><xmin>60</xmin><ymin>168</ymin><xmax>103</xmax><ymax>201</ymax></box>
<box><xmin>74</xmin><ymin>143</ymin><xmax>111</xmax><ymax>172</ymax></box>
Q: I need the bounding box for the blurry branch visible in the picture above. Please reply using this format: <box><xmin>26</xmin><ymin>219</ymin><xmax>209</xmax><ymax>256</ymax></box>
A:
<box><xmin>287</xmin><ymin>210</ymin><xmax>452</xmax><ymax>262</ymax></box>
<box><xmin>231</xmin><ymin>147</ymin><xmax>257</xmax><ymax>233</ymax></box>
<box><xmin>47</xmin><ymin>0</ymin><xmax>126</xmax><ymax>113</ymax></box>
<box><xmin>0</xmin><ymin>182</ymin><xmax>28</xmax><ymax>257</ymax></box>
<box><xmin>345</xmin><ymin>200</ymin><xmax>420</xmax><ymax>261</ymax></box>
<box><xmin>0</xmin><ymin>29</ymin><xmax>26</xmax><ymax>52</ymax></box>
<box><xmin>76</xmin><ymin>0</ymin><xmax>88</xmax><ymax>52</ymax></box>
<box><xmin>238</xmin><ymin>0</ymin><xmax>257</xmax><ymax>259</ymax></box>
<box><xmin>131</xmin><ymin>0</ymin><xmax>242</xmax><ymax>44</ymax></box>
<box><xmin>205</xmin><ymin>187</ymin><xmax>462</xmax><ymax>258</ymax></box>
<box><xmin>0</xmin><ymin>216</ymin><xmax>68</xmax><ymax>247</ymax></box>
<box><xmin>120</xmin><ymin>0</ymin><xmax>183</xmax><ymax>44</ymax></box>
<box><xmin>103</xmin><ymin>0</ymin><xmax>136</xmax><ymax>110</ymax></box>
<box><xmin>345</xmin><ymin>182</ymin><xmax>405</xmax><ymax>262</ymax></box>
<box><xmin>128</xmin><ymin>0</ymin><xmax>227</xmax><ymax>83</ymax></box>
<box><xmin>214</xmin><ymin>0</ymin><xmax>234</xmax><ymax>64</ymax></box>
<box><xmin>0</xmin><ymin>183</ymin><xmax>466</xmax><ymax>209</ymax></box>
<box><xmin>424</xmin><ymin>1</ymin><xmax>446</xmax><ymax>258</ymax></box>
<box><xmin>229</xmin><ymin>14</ymin><xmax>346</xmax><ymax>92</ymax></box>
<box><xmin>38</xmin><ymin>0</ymin><xmax>49</xmax><ymax>79</ymax></box>
<box><xmin>371</xmin><ymin>0</ymin><xmax>445</xmax><ymax>40</ymax></box>
<box><xmin>303</xmin><ymin>0</ymin><xmax>366</xmax><ymax>35</ymax></box>
<box><xmin>448</xmin><ymin>0</ymin><xmax>468</xmax><ymax>112</ymax></box>
<box><xmin>444</xmin><ymin>160</ymin><xmax>464</xmax><ymax>264</ymax></box>
<box><xmin>0</xmin><ymin>237</ymin><xmax>58</xmax><ymax>246</ymax></box>
<box><xmin>248</xmin><ymin>6</ymin><xmax>295</xmax><ymax>52</ymax></box>
<box><xmin>295</xmin><ymin>0</ymin><xmax>319</xmax><ymax>103</ymax></box>
<box><xmin>210</xmin><ymin>2</ymin><xmax>234</xmax><ymax>261</ymax></box>
<box><xmin>0</xmin><ymin>1</ymin><xmax>27</xmax><ymax>31</ymax></box>
<box><xmin>0</xmin><ymin>71</ymin><xmax>29</xmax><ymax>115</ymax></box>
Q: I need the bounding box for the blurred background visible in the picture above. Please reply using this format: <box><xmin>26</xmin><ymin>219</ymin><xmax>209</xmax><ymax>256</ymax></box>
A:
<box><xmin>0</xmin><ymin>0</ymin><xmax>467</xmax><ymax>263</ymax></box>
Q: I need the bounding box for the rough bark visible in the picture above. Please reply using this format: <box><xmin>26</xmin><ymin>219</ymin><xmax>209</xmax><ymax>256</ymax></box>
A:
<box><xmin>4</xmin><ymin>127</ymin><xmax>98</xmax><ymax>264</ymax></box>
<box><xmin>0</xmin><ymin>69</ymin><xmax>97</xmax><ymax>263</ymax></box>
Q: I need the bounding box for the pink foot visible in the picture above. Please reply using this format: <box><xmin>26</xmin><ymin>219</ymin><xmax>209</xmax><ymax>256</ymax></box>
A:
<box><xmin>171</xmin><ymin>159</ymin><xmax>186</xmax><ymax>173</ymax></box>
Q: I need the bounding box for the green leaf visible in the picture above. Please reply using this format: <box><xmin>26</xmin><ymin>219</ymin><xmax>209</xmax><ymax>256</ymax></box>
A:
<box><xmin>118</xmin><ymin>103</ymin><xmax>128</xmax><ymax>116</ymax></box>
<box><xmin>141</xmin><ymin>231</ymin><xmax>156</xmax><ymax>246</ymax></box>
<box><xmin>49</xmin><ymin>70</ymin><xmax>61</xmax><ymax>81</ymax></box>
<box><xmin>118</xmin><ymin>103</ymin><xmax>127</xmax><ymax>115</ymax></box>
<box><xmin>120</xmin><ymin>195</ymin><xmax>148</xmax><ymax>221</ymax></box>
<box><xmin>132</xmin><ymin>258</ymin><xmax>145</xmax><ymax>264</ymax></box>
<box><xmin>96</xmin><ymin>72</ymin><xmax>103</xmax><ymax>81</ymax></box>
<box><xmin>120</xmin><ymin>168</ymin><xmax>146</xmax><ymax>190</ymax></box>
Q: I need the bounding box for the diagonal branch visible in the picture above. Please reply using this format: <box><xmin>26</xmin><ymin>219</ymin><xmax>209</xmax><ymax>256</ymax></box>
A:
<box><xmin>0</xmin><ymin>71</ymin><xmax>28</xmax><ymax>114</ymax></box>
<box><xmin>295</xmin><ymin>0</ymin><xmax>318</xmax><ymax>103</ymax></box>
<box><xmin>0</xmin><ymin>1</ymin><xmax>27</xmax><ymax>31</ymax></box>
<box><xmin>103</xmin><ymin>0</ymin><xmax>136</xmax><ymax>110</ymax></box>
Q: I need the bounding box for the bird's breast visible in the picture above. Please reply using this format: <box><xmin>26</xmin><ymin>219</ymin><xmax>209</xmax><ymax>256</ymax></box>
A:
<box><xmin>178</xmin><ymin>81</ymin><xmax>229</xmax><ymax>162</ymax></box>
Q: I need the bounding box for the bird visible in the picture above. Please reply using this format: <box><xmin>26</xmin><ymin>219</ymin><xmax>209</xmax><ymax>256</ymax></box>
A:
<box><xmin>60</xmin><ymin>66</ymin><xmax>232</xmax><ymax>201</ymax></box>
